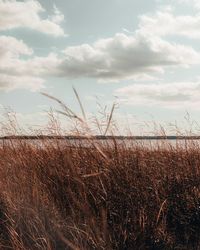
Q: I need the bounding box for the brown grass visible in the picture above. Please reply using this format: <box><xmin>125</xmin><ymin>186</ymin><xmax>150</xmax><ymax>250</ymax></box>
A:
<box><xmin>0</xmin><ymin>92</ymin><xmax>200</xmax><ymax>249</ymax></box>
<box><xmin>0</xmin><ymin>138</ymin><xmax>199</xmax><ymax>249</ymax></box>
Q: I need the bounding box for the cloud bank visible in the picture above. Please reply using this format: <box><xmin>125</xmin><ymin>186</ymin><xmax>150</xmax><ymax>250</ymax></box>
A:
<box><xmin>0</xmin><ymin>0</ymin><xmax>65</xmax><ymax>36</ymax></box>
<box><xmin>138</xmin><ymin>9</ymin><xmax>200</xmax><ymax>39</ymax></box>
<box><xmin>1</xmin><ymin>31</ymin><xmax>199</xmax><ymax>91</ymax></box>
<box><xmin>0</xmin><ymin>0</ymin><xmax>200</xmax><ymax>104</ymax></box>
<box><xmin>115</xmin><ymin>82</ymin><xmax>200</xmax><ymax>108</ymax></box>
<box><xmin>58</xmin><ymin>33</ymin><xmax>199</xmax><ymax>81</ymax></box>
<box><xmin>0</xmin><ymin>36</ymin><xmax>45</xmax><ymax>91</ymax></box>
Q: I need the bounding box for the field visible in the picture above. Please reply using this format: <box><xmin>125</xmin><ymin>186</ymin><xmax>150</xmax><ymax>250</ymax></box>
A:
<box><xmin>0</xmin><ymin>137</ymin><xmax>199</xmax><ymax>250</ymax></box>
<box><xmin>0</xmin><ymin>93</ymin><xmax>200</xmax><ymax>250</ymax></box>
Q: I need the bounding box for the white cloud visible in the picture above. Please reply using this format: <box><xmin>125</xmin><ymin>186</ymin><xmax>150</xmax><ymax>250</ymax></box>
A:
<box><xmin>0</xmin><ymin>36</ymin><xmax>45</xmax><ymax>91</ymax></box>
<box><xmin>0</xmin><ymin>35</ymin><xmax>32</xmax><ymax>58</ymax></box>
<box><xmin>1</xmin><ymin>31</ymin><xmax>200</xmax><ymax>91</ymax></box>
<box><xmin>3</xmin><ymin>52</ymin><xmax>61</xmax><ymax>77</ymax></box>
<box><xmin>0</xmin><ymin>0</ymin><xmax>65</xmax><ymax>37</ymax></box>
<box><xmin>115</xmin><ymin>82</ymin><xmax>200</xmax><ymax>108</ymax></box>
<box><xmin>0</xmin><ymin>74</ymin><xmax>45</xmax><ymax>91</ymax></box>
<box><xmin>57</xmin><ymin>33</ymin><xmax>199</xmax><ymax>81</ymax></box>
<box><xmin>51</xmin><ymin>4</ymin><xmax>64</xmax><ymax>24</ymax></box>
<box><xmin>1</xmin><ymin>4</ymin><xmax>200</xmax><ymax>91</ymax></box>
<box><xmin>138</xmin><ymin>10</ymin><xmax>200</xmax><ymax>39</ymax></box>
<box><xmin>177</xmin><ymin>0</ymin><xmax>200</xmax><ymax>9</ymax></box>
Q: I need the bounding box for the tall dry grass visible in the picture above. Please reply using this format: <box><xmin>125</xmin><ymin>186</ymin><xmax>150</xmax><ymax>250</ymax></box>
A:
<box><xmin>0</xmin><ymin>138</ymin><xmax>200</xmax><ymax>249</ymax></box>
<box><xmin>0</xmin><ymin>91</ymin><xmax>200</xmax><ymax>249</ymax></box>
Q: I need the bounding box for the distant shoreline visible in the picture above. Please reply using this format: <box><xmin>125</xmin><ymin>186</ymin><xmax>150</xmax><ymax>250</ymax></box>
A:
<box><xmin>1</xmin><ymin>135</ymin><xmax>200</xmax><ymax>140</ymax></box>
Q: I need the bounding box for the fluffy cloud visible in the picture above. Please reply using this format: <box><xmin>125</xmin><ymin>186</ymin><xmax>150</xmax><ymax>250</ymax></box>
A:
<box><xmin>1</xmin><ymin>3</ymin><xmax>200</xmax><ymax>91</ymax></box>
<box><xmin>0</xmin><ymin>36</ymin><xmax>45</xmax><ymax>91</ymax></box>
<box><xmin>0</xmin><ymin>74</ymin><xmax>45</xmax><ymax>91</ymax></box>
<box><xmin>138</xmin><ymin>10</ymin><xmax>200</xmax><ymax>39</ymax></box>
<box><xmin>57</xmin><ymin>33</ymin><xmax>199</xmax><ymax>81</ymax></box>
<box><xmin>115</xmin><ymin>82</ymin><xmax>200</xmax><ymax>108</ymax></box>
<box><xmin>0</xmin><ymin>35</ymin><xmax>33</xmax><ymax>56</ymax></box>
<box><xmin>1</xmin><ymin>52</ymin><xmax>61</xmax><ymax>77</ymax></box>
<box><xmin>0</xmin><ymin>32</ymin><xmax>200</xmax><ymax>91</ymax></box>
<box><xmin>177</xmin><ymin>0</ymin><xmax>200</xmax><ymax>9</ymax></box>
<box><xmin>0</xmin><ymin>0</ymin><xmax>65</xmax><ymax>36</ymax></box>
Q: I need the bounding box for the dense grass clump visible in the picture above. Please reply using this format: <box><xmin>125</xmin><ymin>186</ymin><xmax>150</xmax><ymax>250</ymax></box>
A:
<box><xmin>0</xmin><ymin>138</ymin><xmax>199</xmax><ymax>249</ymax></box>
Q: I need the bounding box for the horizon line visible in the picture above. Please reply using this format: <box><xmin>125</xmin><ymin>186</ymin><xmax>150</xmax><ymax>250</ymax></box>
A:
<box><xmin>1</xmin><ymin>135</ymin><xmax>200</xmax><ymax>140</ymax></box>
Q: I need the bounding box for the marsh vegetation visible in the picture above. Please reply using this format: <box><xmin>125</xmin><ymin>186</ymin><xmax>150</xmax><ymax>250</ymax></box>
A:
<box><xmin>0</xmin><ymin>92</ymin><xmax>200</xmax><ymax>249</ymax></box>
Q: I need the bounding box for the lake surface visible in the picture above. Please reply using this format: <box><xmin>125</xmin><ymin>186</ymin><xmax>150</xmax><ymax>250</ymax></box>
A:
<box><xmin>1</xmin><ymin>138</ymin><xmax>200</xmax><ymax>149</ymax></box>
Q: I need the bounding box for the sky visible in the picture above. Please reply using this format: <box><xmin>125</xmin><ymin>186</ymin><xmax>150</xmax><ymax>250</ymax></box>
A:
<box><xmin>1</xmin><ymin>0</ymin><xmax>200</xmax><ymax>135</ymax></box>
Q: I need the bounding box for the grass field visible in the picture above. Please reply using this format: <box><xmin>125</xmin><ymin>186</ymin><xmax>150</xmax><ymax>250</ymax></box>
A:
<box><xmin>0</xmin><ymin>93</ymin><xmax>200</xmax><ymax>249</ymax></box>
<box><xmin>0</xmin><ymin>137</ymin><xmax>200</xmax><ymax>249</ymax></box>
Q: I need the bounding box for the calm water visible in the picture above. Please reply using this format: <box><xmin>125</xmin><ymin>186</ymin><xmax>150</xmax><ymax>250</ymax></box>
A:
<box><xmin>1</xmin><ymin>138</ymin><xmax>200</xmax><ymax>149</ymax></box>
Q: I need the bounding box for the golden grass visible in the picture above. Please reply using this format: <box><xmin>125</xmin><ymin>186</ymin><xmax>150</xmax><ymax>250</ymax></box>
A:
<box><xmin>0</xmin><ymin>138</ymin><xmax>199</xmax><ymax>249</ymax></box>
<box><xmin>0</xmin><ymin>92</ymin><xmax>200</xmax><ymax>249</ymax></box>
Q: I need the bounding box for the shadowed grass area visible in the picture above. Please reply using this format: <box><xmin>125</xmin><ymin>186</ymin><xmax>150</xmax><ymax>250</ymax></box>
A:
<box><xmin>0</xmin><ymin>138</ymin><xmax>200</xmax><ymax>249</ymax></box>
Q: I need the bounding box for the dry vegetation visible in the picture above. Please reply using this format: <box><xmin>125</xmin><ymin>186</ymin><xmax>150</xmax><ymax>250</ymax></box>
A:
<box><xmin>0</xmin><ymin>92</ymin><xmax>200</xmax><ymax>249</ymax></box>
<box><xmin>0</xmin><ymin>138</ymin><xmax>200</xmax><ymax>249</ymax></box>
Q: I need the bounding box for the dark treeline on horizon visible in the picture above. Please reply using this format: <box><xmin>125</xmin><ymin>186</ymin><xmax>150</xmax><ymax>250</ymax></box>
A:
<box><xmin>1</xmin><ymin>135</ymin><xmax>200</xmax><ymax>140</ymax></box>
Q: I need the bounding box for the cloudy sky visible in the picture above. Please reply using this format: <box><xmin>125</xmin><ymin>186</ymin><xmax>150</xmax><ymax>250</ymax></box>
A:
<box><xmin>1</xmin><ymin>0</ymin><xmax>200</xmax><ymax>134</ymax></box>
